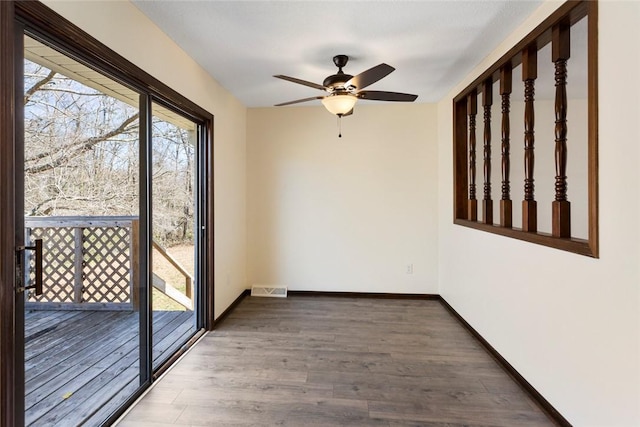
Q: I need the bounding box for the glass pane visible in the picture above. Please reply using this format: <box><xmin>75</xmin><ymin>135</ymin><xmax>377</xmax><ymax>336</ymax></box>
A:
<box><xmin>151</xmin><ymin>102</ymin><xmax>198</xmax><ymax>368</ymax></box>
<box><xmin>23</xmin><ymin>35</ymin><xmax>141</xmax><ymax>426</ymax></box>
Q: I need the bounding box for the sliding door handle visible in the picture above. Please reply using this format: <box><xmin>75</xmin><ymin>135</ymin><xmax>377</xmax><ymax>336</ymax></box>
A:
<box><xmin>16</xmin><ymin>239</ymin><xmax>43</xmax><ymax>296</ymax></box>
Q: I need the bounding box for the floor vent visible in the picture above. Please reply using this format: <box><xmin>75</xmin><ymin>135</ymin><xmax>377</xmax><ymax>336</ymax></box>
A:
<box><xmin>251</xmin><ymin>285</ymin><xmax>288</xmax><ymax>298</ymax></box>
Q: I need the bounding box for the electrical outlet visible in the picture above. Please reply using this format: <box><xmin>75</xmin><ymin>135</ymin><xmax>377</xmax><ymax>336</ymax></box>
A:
<box><xmin>406</xmin><ymin>264</ymin><xmax>413</xmax><ymax>274</ymax></box>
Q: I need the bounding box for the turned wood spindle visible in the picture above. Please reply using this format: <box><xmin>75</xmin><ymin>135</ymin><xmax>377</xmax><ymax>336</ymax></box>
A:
<box><xmin>482</xmin><ymin>80</ymin><xmax>493</xmax><ymax>224</ymax></box>
<box><xmin>552</xmin><ymin>23</ymin><xmax>571</xmax><ymax>238</ymax></box>
<box><xmin>500</xmin><ymin>66</ymin><xmax>512</xmax><ymax>228</ymax></box>
<box><xmin>467</xmin><ymin>91</ymin><xmax>478</xmax><ymax>221</ymax></box>
<box><xmin>522</xmin><ymin>46</ymin><xmax>537</xmax><ymax>232</ymax></box>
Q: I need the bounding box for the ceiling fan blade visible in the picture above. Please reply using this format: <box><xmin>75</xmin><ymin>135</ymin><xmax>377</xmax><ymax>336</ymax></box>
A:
<box><xmin>274</xmin><ymin>75</ymin><xmax>326</xmax><ymax>91</ymax></box>
<box><xmin>357</xmin><ymin>91</ymin><xmax>418</xmax><ymax>102</ymax></box>
<box><xmin>274</xmin><ymin>96</ymin><xmax>325</xmax><ymax>107</ymax></box>
<box><xmin>345</xmin><ymin>64</ymin><xmax>395</xmax><ymax>90</ymax></box>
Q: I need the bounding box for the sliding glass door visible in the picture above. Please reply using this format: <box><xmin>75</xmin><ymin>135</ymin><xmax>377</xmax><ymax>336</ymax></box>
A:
<box><xmin>13</xmin><ymin>28</ymin><xmax>208</xmax><ymax>426</ymax></box>
<box><xmin>21</xmin><ymin>34</ymin><xmax>144</xmax><ymax>426</ymax></box>
<box><xmin>150</xmin><ymin>102</ymin><xmax>200</xmax><ymax>368</ymax></box>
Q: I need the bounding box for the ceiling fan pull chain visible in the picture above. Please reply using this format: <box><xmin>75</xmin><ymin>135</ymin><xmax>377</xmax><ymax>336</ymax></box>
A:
<box><xmin>337</xmin><ymin>115</ymin><xmax>342</xmax><ymax>138</ymax></box>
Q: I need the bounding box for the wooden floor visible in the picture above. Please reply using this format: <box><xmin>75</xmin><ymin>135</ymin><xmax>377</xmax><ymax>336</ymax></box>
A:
<box><xmin>25</xmin><ymin>309</ymin><xmax>195</xmax><ymax>426</ymax></box>
<box><xmin>118</xmin><ymin>296</ymin><xmax>556</xmax><ymax>426</ymax></box>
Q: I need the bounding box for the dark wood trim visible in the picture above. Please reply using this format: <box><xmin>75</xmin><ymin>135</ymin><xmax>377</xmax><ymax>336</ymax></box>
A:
<box><xmin>212</xmin><ymin>289</ymin><xmax>250</xmax><ymax>328</ymax></box>
<box><xmin>12</xmin><ymin>19</ymin><xmax>25</xmax><ymax>427</ymax></box>
<box><xmin>587</xmin><ymin>0</ymin><xmax>599</xmax><ymax>258</ymax></box>
<box><xmin>288</xmin><ymin>290</ymin><xmax>441</xmax><ymax>300</ymax></box>
<box><xmin>439</xmin><ymin>296</ymin><xmax>571</xmax><ymax>426</ymax></box>
<box><xmin>0</xmin><ymin>2</ymin><xmax>17</xmax><ymax>425</ymax></box>
<box><xmin>454</xmin><ymin>218</ymin><xmax>594</xmax><ymax>257</ymax></box>
<box><xmin>206</xmin><ymin>118</ymin><xmax>215</xmax><ymax>330</ymax></box>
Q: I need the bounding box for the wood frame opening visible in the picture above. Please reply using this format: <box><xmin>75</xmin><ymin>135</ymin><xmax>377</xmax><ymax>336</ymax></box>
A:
<box><xmin>453</xmin><ymin>0</ymin><xmax>598</xmax><ymax>257</ymax></box>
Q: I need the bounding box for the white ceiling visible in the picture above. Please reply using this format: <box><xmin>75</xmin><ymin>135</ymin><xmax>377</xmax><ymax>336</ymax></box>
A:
<box><xmin>132</xmin><ymin>0</ymin><xmax>544</xmax><ymax>108</ymax></box>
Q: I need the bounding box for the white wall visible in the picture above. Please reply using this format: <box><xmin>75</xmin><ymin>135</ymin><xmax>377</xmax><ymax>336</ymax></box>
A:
<box><xmin>43</xmin><ymin>0</ymin><xmax>248</xmax><ymax>319</ymax></box>
<box><xmin>247</xmin><ymin>104</ymin><xmax>438</xmax><ymax>294</ymax></box>
<box><xmin>437</xmin><ymin>1</ymin><xmax>640</xmax><ymax>425</ymax></box>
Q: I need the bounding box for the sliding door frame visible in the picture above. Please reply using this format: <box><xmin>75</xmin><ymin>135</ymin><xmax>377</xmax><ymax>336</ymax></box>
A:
<box><xmin>0</xmin><ymin>3</ymin><xmax>18</xmax><ymax>427</ymax></box>
<box><xmin>0</xmin><ymin>2</ymin><xmax>215</xmax><ymax>426</ymax></box>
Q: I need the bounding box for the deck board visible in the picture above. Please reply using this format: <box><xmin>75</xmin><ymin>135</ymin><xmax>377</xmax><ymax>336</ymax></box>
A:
<box><xmin>24</xmin><ymin>309</ymin><xmax>196</xmax><ymax>426</ymax></box>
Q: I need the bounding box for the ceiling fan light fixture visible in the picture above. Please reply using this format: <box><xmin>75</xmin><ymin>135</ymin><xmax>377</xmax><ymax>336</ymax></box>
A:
<box><xmin>321</xmin><ymin>94</ymin><xmax>357</xmax><ymax>116</ymax></box>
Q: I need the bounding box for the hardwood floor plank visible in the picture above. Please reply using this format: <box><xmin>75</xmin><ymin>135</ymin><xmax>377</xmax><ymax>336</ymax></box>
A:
<box><xmin>117</xmin><ymin>296</ymin><xmax>557</xmax><ymax>426</ymax></box>
<box><xmin>118</xmin><ymin>421</ymin><xmax>191</xmax><ymax>427</ymax></box>
<box><xmin>156</xmin><ymin>375</ymin><xmax>334</xmax><ymax>401</ymax></box>
<box><xmin>120</xmin><ymin>401</ymin><xmax>187</xmax><ymax>424</ymax></box>
<box><xmin>368</xmin><ymin>399</ymin><xmax>553</xmax><ymax>426</ymax></box>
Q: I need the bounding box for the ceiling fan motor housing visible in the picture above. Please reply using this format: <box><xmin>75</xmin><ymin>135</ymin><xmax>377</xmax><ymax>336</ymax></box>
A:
<box><xmin>324</xmin><ymin>55</ymin><xmax>354</xmax><ymax>91</ymax></box>
<box><xmin>323</xmin><ymin>73</ymin><xmax>353</xmax><ymax>91</ymax></box>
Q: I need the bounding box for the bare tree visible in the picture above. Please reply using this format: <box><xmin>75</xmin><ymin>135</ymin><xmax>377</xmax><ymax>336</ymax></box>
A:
<box><xmin>24</xmin><ymin>60</ymin><xmax>196</xmax><ymax>246</ymax></box>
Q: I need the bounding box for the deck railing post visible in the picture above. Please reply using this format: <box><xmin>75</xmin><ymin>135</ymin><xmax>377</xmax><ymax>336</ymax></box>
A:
<box><xmin>552</xmin><ymin>22</ymin><xmax>571</xmax><ymax>238</ymax></box>
<box><xmin>522</xmin><ymin>45</ymin><xmax>538</xmax><ymax>232</ymax></box>
<box><xmin>73</xmin><ymin>227</ymin><xmax>83</xmax><ymax>303</ymax></box>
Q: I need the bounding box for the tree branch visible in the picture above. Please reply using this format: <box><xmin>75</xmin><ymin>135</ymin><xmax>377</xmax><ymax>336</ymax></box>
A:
<box><xmin>25</xmin><ymin>113</ymin><xmax>140</xmax><ymax>173</ymax></box>
<box><xmin>24</xmin><ymin>70</ymin><xmax>57</xmax><ymax>105</ymax></box>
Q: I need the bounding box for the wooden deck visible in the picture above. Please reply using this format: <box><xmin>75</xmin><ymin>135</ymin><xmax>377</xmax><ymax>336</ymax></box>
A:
<box><xmin>24</xmin><ymin>309</ymin><xmax>196</xmax><ymax>426</ymax></box>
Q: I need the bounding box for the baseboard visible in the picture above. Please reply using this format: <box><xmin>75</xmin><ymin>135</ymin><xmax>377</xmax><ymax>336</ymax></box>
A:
<box><xmin>439</xmin><ymin>297</ymin><xmax>571</xmax><ymax>427</ymax></box>
<box><xmin>210</xmin><ymin>289</ymin><xmax>569</xmax><ymax>425</ymax></box>
<box><xmin>287</xmin><ymin>290</ymin><xmax>440</xmax><ymax>300</ymax></box>
<box><xmin>211</xmin><ymin>289</ymin><xmax>250</xmax><ymax>328</ymax></box>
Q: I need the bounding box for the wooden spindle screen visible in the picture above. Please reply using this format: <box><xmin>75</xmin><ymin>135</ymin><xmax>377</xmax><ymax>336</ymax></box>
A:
<box><xmin>452</xmin><ymin>0</ymin><xmax>598</xmax><ymax>257</ymax></box>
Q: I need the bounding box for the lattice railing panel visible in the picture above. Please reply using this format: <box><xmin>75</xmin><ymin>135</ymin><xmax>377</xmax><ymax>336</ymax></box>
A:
<box><xmin>27</xmin><ymin>227</ymin><xmax>75</xmax><ymax>303</ymax></box>
<box><xmin>82</xmin><ymin>227</ymin><xmax>131</xmax><ymax>303</ymax></box>
<box><xmin>24</xmin><ymin>217</ymin><xmax>138</xmax><ymax>309</ymax></box>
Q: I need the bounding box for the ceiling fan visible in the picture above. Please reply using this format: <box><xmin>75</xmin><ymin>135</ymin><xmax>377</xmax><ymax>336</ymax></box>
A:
<box><xmin>274</xmin><ymin>55</ymin><xmax>418</xmax><ymax>117</ymax></box>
